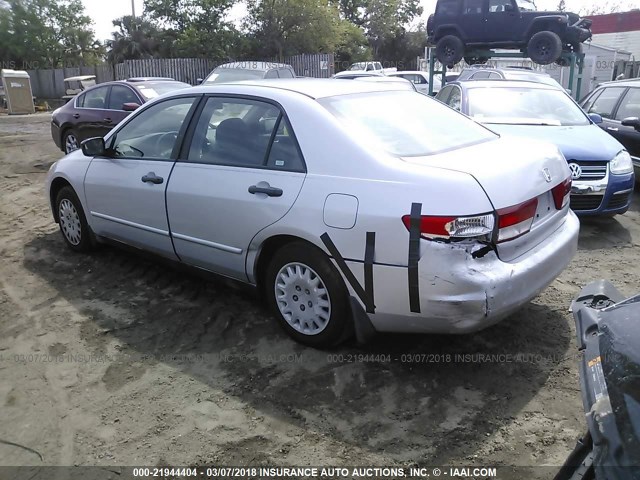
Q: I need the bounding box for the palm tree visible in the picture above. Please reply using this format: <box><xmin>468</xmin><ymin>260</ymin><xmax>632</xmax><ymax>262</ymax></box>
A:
<box><xmin>107</xmin><ymin>16</ymin><xmax>158</xmax><ymax>64</ymax></box>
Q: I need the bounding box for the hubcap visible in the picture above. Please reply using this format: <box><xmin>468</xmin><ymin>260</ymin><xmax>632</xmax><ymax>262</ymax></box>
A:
<box><xmin>65</xmin><ymin>134</ymin><xmax>79</xmax><ymax>154</ymax></box>
<box><xmin>59</xmin><ymin>199</ymin><xmax>81</xmax><ymax>246</ymax></box>
<box><xmin>275</xmin><ymin>263</ymin><xmax>331</xmax><ymax>336</ymax></box>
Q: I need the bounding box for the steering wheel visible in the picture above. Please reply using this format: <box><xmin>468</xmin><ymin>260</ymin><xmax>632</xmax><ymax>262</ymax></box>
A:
<box><xmin>154</xmin><ymin>132</ymin><xmax>178</xmax><ymax>158</ymax></box>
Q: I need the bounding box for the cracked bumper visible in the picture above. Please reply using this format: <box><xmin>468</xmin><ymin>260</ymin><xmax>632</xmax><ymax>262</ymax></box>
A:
<box><xmin>351</xmin><ymin>211</ymin><xmax>579</xmax><ymax>334</ymax></box>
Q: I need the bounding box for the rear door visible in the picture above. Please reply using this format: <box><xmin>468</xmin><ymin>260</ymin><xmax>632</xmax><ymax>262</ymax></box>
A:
<box><xmin>84</xmin><ymin>95</ymin><xmax>200</xmax><ymax>258</ymax></box>
<box><xmin>74</xmin><ymin>85</ymin><xmax>111</xmax><ymax>142</ymax></box>
<box><xmin>166</xmin><ymin>96</ymin><xmax>306</xmax><ymax>281</ymax></box>
<box><xmin>485</xmin><ymin>0</ymin><xmax>520</xmax><ymax>42</ymax></box>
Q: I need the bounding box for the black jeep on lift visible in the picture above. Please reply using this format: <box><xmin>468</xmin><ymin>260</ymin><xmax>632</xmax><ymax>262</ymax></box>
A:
<box><xmin>427</xmin><ymin>0</ymin><xmax>592</xmax><ymax>66</ymax></box>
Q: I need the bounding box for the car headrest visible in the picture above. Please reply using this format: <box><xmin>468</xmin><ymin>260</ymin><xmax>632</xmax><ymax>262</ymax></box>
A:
<box><xmin>216</xmin><ymin>118</ymin><xmax>249</xmax><ymax>148</ymax></box>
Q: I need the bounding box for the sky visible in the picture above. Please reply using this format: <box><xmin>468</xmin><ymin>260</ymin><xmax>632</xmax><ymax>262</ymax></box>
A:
<box><xmin>84</xmin><ymin>0</ymin><xmax>640</xmax><ymax>41</ymax></box>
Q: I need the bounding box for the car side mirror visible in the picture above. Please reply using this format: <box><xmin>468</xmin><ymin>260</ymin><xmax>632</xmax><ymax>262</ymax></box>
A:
<box><xmin>122</xmin><ymin>102</ymin><xmax>140</xmax><ymax>112</ymax></box>
<box><xmin>196</xmin><ymin>78</ymin><xmax>204</xmax><ymax>84</ymax></box>
<box><xmin>621</xmin><ymin>117</ymin><xmax>640</xmax><ymax>131</ymax></box>
<box><xmin>81</xmin><ymin>137</ymin><xmax>106</xmax><ymax>157</ymax></box>
<box><xmin>589</xmin><ymin>113</ymin><xmax>603</xmax><ymax>124</ymax></box>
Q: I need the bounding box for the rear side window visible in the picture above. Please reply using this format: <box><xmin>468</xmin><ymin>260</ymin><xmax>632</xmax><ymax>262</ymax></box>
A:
<box><xmin>435</xmin><ymin>85</ymin><xmax>454</xmax><ymax>103</ymax></box>
<box><xmin>436</xmin><ymin>0</ymin><xmax>459</xmax><ymax>15</ymax></box>
<box><xmin>489</xmin><ymin>0</ymin><xmax>514</xmax><ymax>12</ymax></box>
<box><xmin>265</xmin><ymin>70</ymin><xmax>279</xmax><ymax>79</ymax></box>
<box><xmin>81</xmin><ymin>86</ymin><xmax>109</xmax><ymax>109</ymax></box>
<box><xmin>187</xmin><ymin>97</ymin><xmax>304</xmax><ymax>172</ymax></box>
<box><xmin>587</xmin><ymin>87</ymin><xmax>626</xmax><ymax>119</ymax></box>
<box><xmin>615</xmin><ymin>88</ymin><xmax>640</xmax><ymax>121</ymax></box>
<box><xmin>463</xmin><ymin>0</ymin><xmax>483</xmax><ymax>14</ymax></box>
<box><xmin>448</xmin><ymin>87</ymin><xmax>462</xmax><ymax>111</ymax></box>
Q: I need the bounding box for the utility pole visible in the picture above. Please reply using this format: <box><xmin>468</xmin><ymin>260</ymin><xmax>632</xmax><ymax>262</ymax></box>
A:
<box><xmin>131</xmin><ymin>0</ymin><xmax>136</xmax><ymax>18</ymax></box>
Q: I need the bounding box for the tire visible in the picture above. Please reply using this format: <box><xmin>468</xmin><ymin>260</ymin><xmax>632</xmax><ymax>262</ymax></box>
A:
<box><xmin>63</xmin><ymin>129</ymin><xmax>80</xmax><ymax>154</ymax></box>
<box><xmin>436</xmin><ymin>35</ymin><xmax>465</xmax><ymax>67</ymax></box>
<box><xmin>528</xmin><ymin>31</ymin><xmax>563</xmax><ymax>65</ymax></box>
<box><xmin>265</xmin><ymin>242</ymin><xmax>350</xmax><ymax>348</ymax></box>
<box><xmin>55</xmin><ymin>186</ymin><xmax>95</xmax><ymax>252</ymax></box>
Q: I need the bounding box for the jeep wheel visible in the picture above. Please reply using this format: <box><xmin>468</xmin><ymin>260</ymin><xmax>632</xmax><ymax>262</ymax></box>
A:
<box><xmin>436</xmin><ymin>35</ymin><xmax>464</xmax><ymax>68</ymax></box>
<box><xmin>528</xmin><ymin>31</ymin><xmax>563</xmax><ymax>65</ymax></box>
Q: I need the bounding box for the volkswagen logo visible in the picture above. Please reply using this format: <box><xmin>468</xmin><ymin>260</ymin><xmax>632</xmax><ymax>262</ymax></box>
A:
<box><xmin>542</xmin><ymin>168</ymin><xmax>552</xmax><ymax>183</ymax></box>
<box><xmin>569</xmin><ymin>163</ymin><xmax>582</xmax><ymax>180</ymax></box>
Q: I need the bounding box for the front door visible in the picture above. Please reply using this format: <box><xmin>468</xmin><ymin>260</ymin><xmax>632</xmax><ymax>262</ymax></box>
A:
<box><xmin>84</xmin><ymin>95</ymin><xmax>200</xmax><ymax>258</ymax></box>
<box><xmin>166</xmin><ymin>96</ymin><xmax>306</xmax><ymax>280</ymax></box>
<box><xmin>612</xmin><ymin>87</ymin><xmax>640</xmax><ymax>162</ymax></box>
<box><xmin>484</xmin><ymin>0</ymin><xmax>520</xmax><ymax>43</ymax></box>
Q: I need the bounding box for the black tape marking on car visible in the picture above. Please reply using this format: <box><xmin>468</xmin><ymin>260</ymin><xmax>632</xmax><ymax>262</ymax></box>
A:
<box><xmin>320</xmin><ymin>232</ymin><xmax>376</xmax><ymax>314</ymax></box>
<box><xmin>408</xmin><ymin>203</ymin><xmax>422</xmax><ymax>314</ymax></box>
<box><xmin>364</xmin><ymin>232</ymin><xmax>376</xmax><ymax>314</ymax></box>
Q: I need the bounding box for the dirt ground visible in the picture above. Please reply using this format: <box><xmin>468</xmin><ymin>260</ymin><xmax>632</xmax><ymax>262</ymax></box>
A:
<box><xmin>1</xmin><ymin>113</ymin><xmax>639</xmax><ymax>478</ymax></box>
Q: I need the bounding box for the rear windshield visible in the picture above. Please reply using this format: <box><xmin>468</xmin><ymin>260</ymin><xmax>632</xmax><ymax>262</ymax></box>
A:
<box><xmin>205</xmin><ymin>69</ymin><xmax>265</xmax><ymax>83</ymax></box>
<box><xmin>468</xmin><ymin>87</ymin><xmax>590</xmax><ymax>126</ymax></box>
<box><xmin>319</xmin><ymin>91</ymin><xmax>497</xmax><ymax>157</ymax></box>
<box><xmin>136</xmin><ymin>82</ymin><xmax>190</xmax><ymax>100</ymax></box>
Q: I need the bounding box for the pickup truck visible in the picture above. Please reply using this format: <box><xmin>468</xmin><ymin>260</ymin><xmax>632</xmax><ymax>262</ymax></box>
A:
<box><xmin>348</xmin><ymin>62</ymin><xmax>397</xmax><ymax>75</ymax></box>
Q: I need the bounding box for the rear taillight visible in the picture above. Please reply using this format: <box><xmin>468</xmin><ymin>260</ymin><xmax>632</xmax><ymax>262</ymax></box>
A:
<box><xmin>552</xmin><ymin>177</ymin><xmax>572</xmax><ymax>210</ymax></box>
<box><xmin>401</xmin><ymin>213</ymin><xmax>495</xmax><ymax>240</ymax></box>
<box><xmin>496</xmin><ymin>198</ymin><xmax>538</xmax><ymax>243</ymax></box>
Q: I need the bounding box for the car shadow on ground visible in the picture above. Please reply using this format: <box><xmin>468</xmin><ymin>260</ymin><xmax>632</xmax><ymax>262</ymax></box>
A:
<box><xmin>23</xmin><ymin>232</ymin><xmax>574</xmax><ymax>465</ymax></box>
<box><xmin>578</xmin><ymin>216</ymin><xmax>632</xmax><ymax>250</ymax></box>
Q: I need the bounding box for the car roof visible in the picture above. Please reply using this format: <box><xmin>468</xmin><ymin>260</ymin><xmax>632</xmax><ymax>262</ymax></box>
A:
<box><xmin>214</xmin><ymin>62</ymin><xmax>292</xmax><ymax>72</ymax></box>
<box><xmin>452</xmin><ymin>79</ymin><xmax>559</xmax><ymax>90</ymax></box>
<box><xmin>388</xmin><ymin>71</ymin><xmax>426</xmax><ymax>75</ymax></box>
<box><xmin>184</xmin><ymin>78</ymin><xmax>416</xmax><ymax>99</ymax></box>
<box><xmin>597</xmin><ymin>78</ymin><xmax>640</xmax><ymax>88</ymax></box>
<box><xmin>126</xmin><ymin>77</ymin><xmax>175</xmax><ymax>82</ymax></box>
<box><xmin>64</xmin><ymin>75</ymin><xmax>96</xmax><ymax>82</ymax></box>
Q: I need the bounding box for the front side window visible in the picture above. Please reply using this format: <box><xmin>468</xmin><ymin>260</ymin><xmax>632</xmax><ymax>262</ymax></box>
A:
<box><xmin>448</xmin><ymin>87</ymin><xmax>462</xmax><ymax>111</ymax></box>
<box><xmin>467</xmin><ymin>86</ymin><xmax>590</xmax><ymax>126</ymax></box>
<box><xmin>187</xmin><ymin>97</ymin><xmax>304</xmax><ymax>171</ymax></box>
<box><xmin>488</xmin><ymin>0</ymin><xmax>515</xmax><ymax>12</ymax></box>
<box><xmin>587</xmin><ymin>87</ymin><xmax>626</xmax><ymax>119</ymax></box>
<box><xmin>515</xmin><ymin>0</ymin><xmax>537</xmax><ymax>11</ymax></box>
<box><xmin>111</xmin><ymin>97</ymin><xmax>197</xmax><ymax>160</ymax></box>
<box><xmin>80</xmin><ymin>86</ymin><xmax>109</xmax><ymax>109</ymax></box>
<box><xmin>320</xmin><ymin>91</ymin><xmax>496</xmax><ymax>157</ymax></box>
<box><xmin>615</xmin><ymin>88</ymin><xmax>640</xmax><ymax>121</ymax></box>
<box><xmin>435</xmin><ymin>85</ymin><xmax>454</xmax><ymax>103</ymax></box>
<box><xmin>108</xmin><ymin>85</ymin><xmax>140</xmax><ymax>110</ymax></box>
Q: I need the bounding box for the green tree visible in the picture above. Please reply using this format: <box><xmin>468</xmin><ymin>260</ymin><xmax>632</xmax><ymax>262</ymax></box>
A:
<box><xmin>245</xmin><ymin>0</ymin><xmax>364</xmax><ymax>59</ymax></box>
<box><xmin>144</xmin><ymin>0</ymin><xmax>241</xmax><ymax>59</ymax></box>
<box><xmin>107</xmin><ymin>15</ymin><xmax>161</xmax><ymax>64</ymax></box>
<box><xmin>557</xmin><ymin>0</ymin><xmax>565</xmax><ymax>11</ymax></box>
<box><xmin>1</xmin><ymin>0</ymin><xmax>101</xmax><ymax>68</ymax></box>
<box><xmin>335</xmin><ymin>0</ymin><xmax>423</xmax><ymax>58</ymax></box>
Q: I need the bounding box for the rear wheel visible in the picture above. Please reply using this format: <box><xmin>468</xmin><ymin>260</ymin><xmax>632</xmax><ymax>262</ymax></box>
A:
<box><xmin>63</xmin><ymin>129</ymin><xmax>79</xmax><ymax>154</ymax></box>
<box><xmin>528</xmin><ymin>31</ymin><xmax>563</xmax><ymax>65</ymax></box>
<box><xmin>436</xmin><ymin>35</ymin><xmax>465</xmax><ymax>68</ymax></box>
<box><xmin>265</xmin><ymin>242</ymin><xmax>350</xmax><ymax>348</ymax></box>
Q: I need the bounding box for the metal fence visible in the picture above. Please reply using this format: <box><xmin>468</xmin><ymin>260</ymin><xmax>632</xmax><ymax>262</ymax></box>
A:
<box><xmin>114</xmin><ymin>58</ymin><xmax>218</xmax><ymax>85</ymax></box>
<box><xmin>24</xmin><ymin>53</ymin><xmax>335</xmax><ymax>99</ymax></box>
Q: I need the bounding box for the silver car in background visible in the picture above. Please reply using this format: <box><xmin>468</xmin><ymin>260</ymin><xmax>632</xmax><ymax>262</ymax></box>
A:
<box><xmin>46</xmin><ymin>80</ymin><xmax>578</xmax><ymax>348</ymax></box>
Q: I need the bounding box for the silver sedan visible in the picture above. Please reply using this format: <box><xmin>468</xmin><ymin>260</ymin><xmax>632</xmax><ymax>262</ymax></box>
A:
<box><xmin>46</xmin><ymin>79</ymin><xmax>579</xmax><ymax>348</ymax></box>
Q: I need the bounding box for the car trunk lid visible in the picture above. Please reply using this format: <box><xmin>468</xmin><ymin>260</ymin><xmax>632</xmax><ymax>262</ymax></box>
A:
<box><xmin>403</xmin><ymin>137</ymin><xmax>572</xmax><ymax>261</ymax></box>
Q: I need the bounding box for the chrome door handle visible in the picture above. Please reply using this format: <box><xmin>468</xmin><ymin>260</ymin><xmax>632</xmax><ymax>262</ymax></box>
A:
<box><xmin>248</xmin><ymin>184</ymin><xmax>283</xmax><ymax>197</ymax></box>
<box><xmin>607</xmin><ymin>127</ymin><xmax>619</xmax><ymax>132</ymax></box>
<box><xmin>141</xmin><ymin>173</ymin><xmax>164</xmax><ymax>185</ymax></box>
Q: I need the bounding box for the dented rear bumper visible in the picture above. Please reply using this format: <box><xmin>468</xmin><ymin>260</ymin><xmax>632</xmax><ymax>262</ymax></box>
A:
<box><xmin>351</xmin><ymin>210</ymin><xmax>579</xmax><ymax>334</ymax></box>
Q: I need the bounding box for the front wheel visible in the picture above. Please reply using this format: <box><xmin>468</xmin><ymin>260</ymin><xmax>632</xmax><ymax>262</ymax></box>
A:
<box><xmin>265</xmin><ymin>242</ymin><xmax>350</xmax><ymax>348</ymax></box>
<box><xmin>55</xmin><ymin>186</ymin><xmax>95</xmax><ymax>252</ymax></box>
<box><xmin>528</xmin><ymin>31</ymin><xmax>563</xmax><ymax>65</ymax></box>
